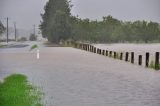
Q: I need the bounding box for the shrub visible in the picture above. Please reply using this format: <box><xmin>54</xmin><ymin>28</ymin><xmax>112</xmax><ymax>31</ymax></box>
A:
<box><xmin>29</xmin><ymin>34</ymin><xmax>37</xmax><ymax>41</ymax></box>
<box><xmin>18</xmin><ymin>37</ymin><xmax>27</xmax><ymax>41</ymax></box>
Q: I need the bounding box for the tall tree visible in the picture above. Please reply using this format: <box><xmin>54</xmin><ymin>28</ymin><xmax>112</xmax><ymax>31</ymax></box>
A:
<box><xmin>40</xmin><ymin>0</ymin><xmax>72</xmax><ymax>43</ymax></box>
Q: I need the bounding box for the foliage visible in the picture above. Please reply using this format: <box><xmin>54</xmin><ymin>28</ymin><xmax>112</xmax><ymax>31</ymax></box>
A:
<box><xmin>149</xmin><ymin>60</ymin><xmax>160</xmax><ymax>70</ymax></box>
<box><xmin>29</xmin><ymin>34</ymin><xmax>37</xmax><ymax>41</ymax></box>
<box><xmin>18</xmin><ymin>37</ymin><xmax>27</xmax><ymax>41</ymax></box>
<box><xmin>0</xmin><ymin>44</ymin><xmax>7</xmax><ymax>48</ymax></box>
<box><xmin>0</xmin><ymin>74</ymin><xmax>43</xmax><ymax>106</ymax></box>
<box><xmin>0</xmin><ymin>21</ymin><xmax>5</xmax><ymax>36</ymax></box>
<box><xmin>40</xmin><ymin>0</ymin><xmax>71</xmax><ymax>43</ymax></box>
<box><xmin>40</xmin><ymin>1</ymin><xmax>160</xmax><ymax>43</ymax></box>
<box><xmin>30</xmin><ymin>44</ymin><xmax>38</xmax><ymax>51</ymax></box>
<box><xmin>70</xmin><ymin>16</ymin><xmax>160</xmax><ymax>43</ymax></box>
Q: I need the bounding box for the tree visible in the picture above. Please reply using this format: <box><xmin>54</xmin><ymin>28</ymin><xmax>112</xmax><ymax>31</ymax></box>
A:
<box><xmin>40</xmin><ymin>0</ymin><xmax>72</xmax><ymax>43</ymax></box>
<box><xmin>40</xmin><ymin>0</ymin><xmax>160</xmax><ymax>43</ymax></box>
<box><xmin>0</xmin><ymin>21</ymin><xmax>5</xmax><ymax>36</ymax></box>
<box><xmin>147</xmin><ymin>22</ymin><xmax>160</xmax><ymax>41</ymax></box>
<box><xmin>29</xmin><ymin>34</ymin><xmax>37</xmax><ymax>41</ymax></box>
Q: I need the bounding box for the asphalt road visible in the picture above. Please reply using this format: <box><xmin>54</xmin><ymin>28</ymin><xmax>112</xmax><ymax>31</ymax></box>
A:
<box><xmin>0</xmin><ymin>41</ymin><xmax>160</xmax><ymax>106</ymax></box>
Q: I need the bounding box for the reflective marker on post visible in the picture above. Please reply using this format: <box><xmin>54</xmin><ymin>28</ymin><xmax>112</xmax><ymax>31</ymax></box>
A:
<box><xmin>37</xmin><ymin>49</ymin><xmax>40</xmax><ymax>59</ymax></box>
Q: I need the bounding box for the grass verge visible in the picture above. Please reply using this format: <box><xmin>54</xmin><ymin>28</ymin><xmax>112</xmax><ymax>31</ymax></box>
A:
<box><xmin>0</xmin><ymin>44</ymin><xmax>7</xmax><ymax>48</ymax></box>
<box><xmin>0</xmin><ymin>74</ymin><xmax>44</xmax><ymax>106</ymax></box>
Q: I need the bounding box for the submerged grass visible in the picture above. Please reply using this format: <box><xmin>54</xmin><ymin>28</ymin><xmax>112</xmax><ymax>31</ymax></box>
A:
<box><xmin>0</xmin><ymin>74</ymin><xmax>44</xmax><ymax>106</ymax></box>
<box><xmin>149</xmin><ymin>60</ymin><xmax>160</xmax><ymax>70</ymax></box>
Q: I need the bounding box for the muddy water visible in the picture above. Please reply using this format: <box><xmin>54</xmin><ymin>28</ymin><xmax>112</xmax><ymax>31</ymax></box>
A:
<box><xmin>94</xmin><ymin>43</ymin><xmax>160</xmax><ymax>67</ymax></box>
<box><xmin>0</xmin><ymin>42</ymin><xmax>160</xmax><ymax>106</ymax></box>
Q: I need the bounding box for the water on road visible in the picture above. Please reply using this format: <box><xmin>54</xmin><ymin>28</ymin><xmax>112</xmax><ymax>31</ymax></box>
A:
<box><xmin>94</xmin><ymin>43</ymin><xmax>160</xmax><ymax>66</ymax></box>
<box><xmin>0</xmin><ymin>42</ymin><xmax>160</xmax><ymax>106</ymax></box>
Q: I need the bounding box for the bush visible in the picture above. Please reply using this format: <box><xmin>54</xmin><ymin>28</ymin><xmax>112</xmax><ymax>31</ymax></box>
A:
<box><xmin>18</xmin><ymin>37</ymin><xmax>27</xmax><ymax>41</ymax></box>
<box><xmin>29</xmin><ymin>34</ymin><xmax>37</xmax><ymax>41</ymax></box>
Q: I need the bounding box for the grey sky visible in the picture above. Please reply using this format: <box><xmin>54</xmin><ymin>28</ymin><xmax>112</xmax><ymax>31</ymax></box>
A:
<box><xmin>0</xmin><ymin>0</ymin><xmax>160</xmax><ymax>30</ymax></box>
<box><xmin>71</xmin><ymin>0</ymin><xmax>160</xmax><ymax>22</ymax></box>
<box><xmin>0</xmin><ymin>0</ymin><xmax>48</xmax><ymax>30</ymax></box>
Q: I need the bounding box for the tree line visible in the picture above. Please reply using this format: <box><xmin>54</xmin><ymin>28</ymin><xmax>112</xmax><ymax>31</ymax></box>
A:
<box><xmin>40</xmin><ymin>0</ymin><xmax>160</xmax><ymax>43</ymax></box>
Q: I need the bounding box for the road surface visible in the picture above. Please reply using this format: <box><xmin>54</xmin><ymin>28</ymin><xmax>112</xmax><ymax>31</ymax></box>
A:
<box><xmin>0</xmin><ymin>41</ymin><xmax>160</xmax><ymax>106</ymax></box>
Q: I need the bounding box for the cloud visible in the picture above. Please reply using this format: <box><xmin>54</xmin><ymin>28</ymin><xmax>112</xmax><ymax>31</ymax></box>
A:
<box><xmin>1</xmin><ymin>0</ymin><xmax>159</xmax><ymax>30</ymax></box>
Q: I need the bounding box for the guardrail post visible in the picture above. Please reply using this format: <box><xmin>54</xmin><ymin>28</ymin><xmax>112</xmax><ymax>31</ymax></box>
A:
<box><xmin>99</xmin><ymin>49</ymin><xmax>102</xmax><ymax>54</ymax></box>
<box><xmin>109</xmin><ymin>51</ymin><xmax>112</xmax><ymax>57</ymax></box>
<box><xmin>87</xmin><ymin>44</ymin><xmax>89</xmax><ymax>51</ymax></box>
<box><xmin>86</xmin><ymin>44</ymin><xmax>87</xmax><ymax>51</ymax></box>
<box><xmin>106</xmin><ymin>50</ymin><xmax>108</xmax><ymax>56</ymax></box>
<box><xmin>155</xmin><ymin>52</ymin><xmax>159</xmax><ymax>70</ymax></box>
<box><xmin>120</xmin><ymin>53</ymin><xmax>123</xmax><ymax>60</ymax></box>
<box><xmin>91</xmin><ymin>46</ymin><xmax>92</xmax><ymax>52</ymax></box>
<box><xmin>102</xmin><ymin>50</ymin><xmax>105</xmax><ymax>55</ymax></box>
<box><xmin>138</xmin><ymin>55</ymin><xmax>142</xmax><ymax>65</ymax></box>
<box><xmin>125</xmin><ymin>52</ymin><xmax>129</xmax><ymax>61</ymax></box>
<box><xmin>92</xmin><ymin>46</ymin><xmax>94</xmax><ymax>52</ymax></box>
<box><xmin>97</xmin><ymin>48</ymin><xmax>99</xmax><ymax>54</ymax></box>
<box><xmin>145</xmin><ymin>52</ymin><xmax>149</xmax><ymax>67</ymax></box>
<box><xmin>114</xmin><ymin>52</ymin><xmax>116</xmax><ymax>58</ymax></box>
<box><xmin>131</xmin><ymin>52</ymin><xmax>134</xmax><ymax>63</ymax></box>
<box><xmin>94</xmin><ymin>47</ymin><xmax>96</xmax><ymax>53</ymax></box>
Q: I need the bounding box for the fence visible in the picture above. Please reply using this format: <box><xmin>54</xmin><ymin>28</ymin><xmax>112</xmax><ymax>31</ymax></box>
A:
<box><xmin>68</xmin><ymin>42</ymin><xmax>160</xmax><ymax>70</ymax></box>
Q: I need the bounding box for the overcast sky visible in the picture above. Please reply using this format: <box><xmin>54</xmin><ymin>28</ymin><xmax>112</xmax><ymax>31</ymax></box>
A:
<box><xmin>0</xmin><ymin>0</ymin><xmax>160</xmax><ymax>30</ymax></box>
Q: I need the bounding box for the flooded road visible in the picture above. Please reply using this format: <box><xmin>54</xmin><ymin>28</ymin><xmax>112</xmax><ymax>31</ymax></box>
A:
<box><xmin>94</xmin><ymin>43</ymin><xmax>160</xmax><ymax>66</ymax></box>
<box><xmin>0</xmin><ymin>42</ymin><xmax>160</xmax><ymax>106</ymax></box>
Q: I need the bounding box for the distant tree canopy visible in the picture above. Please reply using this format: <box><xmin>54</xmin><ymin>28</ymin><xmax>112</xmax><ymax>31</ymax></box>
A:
<box><xmin>0</xmin><ymin>21</ymin><xmax>5</xmax><ymax>36</ymax></box>
<box><xmin>71</xmin><ymin>16</ymin><xmax>160</xmax><ymax>43</ymax></box>
<box><xmin>40</xmin><ymin>1</ymin><xmax>160</xmax><ymax>43</ymax></box>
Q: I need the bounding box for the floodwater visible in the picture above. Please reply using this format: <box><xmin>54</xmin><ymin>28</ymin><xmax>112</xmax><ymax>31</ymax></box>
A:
<box><xmin>0</xmin><ymin>42</ymin><xmax>160</xmax><ymax>106</ymax></box>
<box><xmin>94</xmin><ymin>43</ymin><xmax>160</xmax><ymax>66</ymax></box>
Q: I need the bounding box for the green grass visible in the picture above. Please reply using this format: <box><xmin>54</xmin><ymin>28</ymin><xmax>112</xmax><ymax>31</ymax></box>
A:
<box><xmin>149</xmin><ymin>60</ymin><xmax>155</xmax><ymax>69</ymax></box>
<box><xmin>0</xmin><ymin>74</ymin><xmax>44</xmax><ymax>106</ymax></box>
<box><xmin>149</xmin><ymin>60</ymin><xmax>160</xmax><ymax>70</ymax></box>
<box><xmin>30</xmin><ymin>44</ymin><xmax>38</xmax><ymax>51</ymax></box>
<box><xmin>0</xmin><ymin>44</ymin><xmax>7</xmax><ymax>48</ymax></box>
